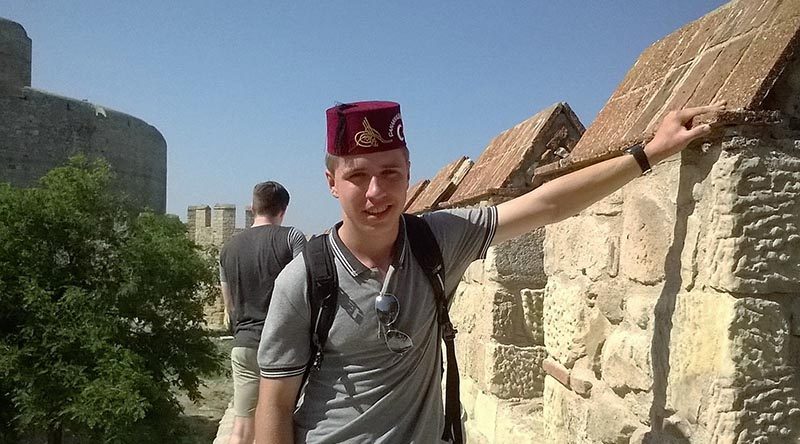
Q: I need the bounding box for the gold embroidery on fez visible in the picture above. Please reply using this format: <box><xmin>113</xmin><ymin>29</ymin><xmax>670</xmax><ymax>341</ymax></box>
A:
<box><xmin>355</xmin><ymin>117</ymin><xmax>392</xmax><ymax>148</ymax></box>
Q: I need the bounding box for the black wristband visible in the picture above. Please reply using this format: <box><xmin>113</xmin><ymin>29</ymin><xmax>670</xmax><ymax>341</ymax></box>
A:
<box><xmin>624</xmin><ymin>143</ymin><xmax>651</xmax><ymax>175</ymax></box>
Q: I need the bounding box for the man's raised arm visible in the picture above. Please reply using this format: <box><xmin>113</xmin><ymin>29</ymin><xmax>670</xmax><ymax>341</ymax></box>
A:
<box><xmin>254</xmin><ymin>375</ymin><xmax>302</xmax><ymax>444</ymax></box>
<box><xmin>493</xmin><ymin>101</ymin><xmax>726</xmax><ymax>245</ymax></box>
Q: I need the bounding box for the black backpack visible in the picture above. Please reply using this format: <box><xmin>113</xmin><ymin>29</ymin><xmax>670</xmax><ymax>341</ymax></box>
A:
<box><xmin>301</xmin><ymin>213</ymin><xmax>464</xmax><ymax>444</ymax></box>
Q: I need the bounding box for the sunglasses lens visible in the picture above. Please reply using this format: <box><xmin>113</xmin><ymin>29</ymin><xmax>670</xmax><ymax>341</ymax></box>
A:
<box><xmin>384</xmin><ymin>329</ymin><xmax>413</xmax><ymax>354</ymax></box>
<box><xmin>375</xmin><ymin>293</ymin><xmax>399</xmax><ymax>325</ymax></box>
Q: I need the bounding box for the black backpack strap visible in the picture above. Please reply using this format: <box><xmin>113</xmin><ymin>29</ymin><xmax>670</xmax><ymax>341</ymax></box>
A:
<box><xmin>403</xmin><ymin>214</ymin><xmax>464</xmax><ymax>444</ymax></box>
<box><xmin>301</xmin><ymin>234</ymin><xmax>338</xmax><ymax>391</ymax></box>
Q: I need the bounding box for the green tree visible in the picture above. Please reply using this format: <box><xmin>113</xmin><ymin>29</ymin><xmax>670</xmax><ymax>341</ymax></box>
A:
<box><xmin>0</xmin><ymin>157</ymin><xmax>223</xmax><ymax>443</ymax></box>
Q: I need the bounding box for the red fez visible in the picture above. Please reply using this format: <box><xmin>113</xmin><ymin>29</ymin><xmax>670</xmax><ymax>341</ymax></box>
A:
<box><xmin>326</xmin><ymin>101</ymin><xmax>406</xmax><ymax>155</ymax></box>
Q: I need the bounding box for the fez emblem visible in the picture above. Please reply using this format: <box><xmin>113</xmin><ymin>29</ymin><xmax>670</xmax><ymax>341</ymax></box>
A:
<box><xmin>355</xmin><ymin>117</ymin><xmax>392</xmax><ymax>148</ymax></box>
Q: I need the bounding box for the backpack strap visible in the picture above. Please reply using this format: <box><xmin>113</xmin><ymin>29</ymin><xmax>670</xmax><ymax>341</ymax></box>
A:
<box><xmin>301</xmin><ymin>234</ymin><xmax>338</xmax><ymax>390</ymax></box>
<box><xmin>403</xmin><ymin>213</ymin><xmax>464</xmax><ymax>444</ymax></box>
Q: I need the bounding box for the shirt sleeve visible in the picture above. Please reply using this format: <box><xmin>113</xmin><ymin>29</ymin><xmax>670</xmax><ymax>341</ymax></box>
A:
<box><xmin>257</xmin><ymin>254</ymin><xmax>311</xmax><ymax>378</ymax></box>
<box><xmin>420</xmin><ymin>206</ymin><xmax>498</xmax><ymax>296</ymax></box>
<box><xmin>287</xmin><ymin>227</ymin><xmax>307</xmax><ymax>258</ymax></box>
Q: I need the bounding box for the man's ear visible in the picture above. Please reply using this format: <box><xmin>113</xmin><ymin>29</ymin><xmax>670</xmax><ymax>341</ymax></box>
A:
<box><xmin>325</xmin><ymin>170</ymin><xmax>339</xmax><ymax>198</ymax></box>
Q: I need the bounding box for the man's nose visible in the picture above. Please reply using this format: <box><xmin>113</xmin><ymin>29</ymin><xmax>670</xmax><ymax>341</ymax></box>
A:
<box><xmin>366</xmin><ymin>176</ymin><xmax>385</xmax><ymax>199</ymax></box>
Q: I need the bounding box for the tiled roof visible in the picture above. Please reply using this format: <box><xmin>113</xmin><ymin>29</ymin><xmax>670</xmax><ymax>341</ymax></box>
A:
<box><xmin>537</xmin><ymin>0</ymin><xmax>800</xmax><ymax>178</ymax></box>
<box><xmin>406</xmin><ymin>157</ymin><xmax>472</xmax><ymax>214</ymax></box>
<box><xmin>404</xmin><ymin>179</ymin><xmax>430</xmax><ymax>212</ymax></box>
<box><xmin>446</xmin><ymin>102</ymin><xmax>584</xmax><ymax>206</ymax></box>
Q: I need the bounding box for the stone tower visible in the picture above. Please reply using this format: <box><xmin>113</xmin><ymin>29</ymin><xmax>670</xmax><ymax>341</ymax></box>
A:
<box><xmin>0</xmin><ymin>18</ymin><xmax>31</xmax><ymax>90</ymax></box>
<box><xmin>187</xmin><ymin>203</ymin><xmax>244</xmax><ymax>331</ymax></box>
<box><xmin>0</xmin><ymin>18</ymin><xmax>167</xmax><ymax>212</ymax></box>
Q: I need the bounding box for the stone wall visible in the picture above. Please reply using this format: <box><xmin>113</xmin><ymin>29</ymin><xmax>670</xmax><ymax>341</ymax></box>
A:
<box><xmin>188</xmin><ymin>203</ymin><xmax>243</xmax><ymax>331</ymax></box>
<box><xmin>452</xmin><ymin>229</ymin><xmax>548</xmax><ymax>443</ymax></box>
<box><xmin>541</xmin><ymin>127</ymin><xmax>800</xmax><ymax>443</ymax></box>
<box><xmin>0</xmin><ymin>18</ymin><xmax>31</xmax><ymax>89</ymax></box>
<box><xmin>442</xmin><ymin>102</ymin><xmax>585</xmax><ymax>442</ymax></box>
<box><xmin>0</xmin><ymin>18</ymin><xmax>167</xmax><ymax>212</ymax></box>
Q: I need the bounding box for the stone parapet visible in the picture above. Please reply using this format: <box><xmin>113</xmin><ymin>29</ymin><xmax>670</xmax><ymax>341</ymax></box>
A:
<box><xmin>187</xmin><ymin>203</ymin><xmax>239</xmax><ymax>331</ymax></box>
<box><xmin>541</xmin><ymin>129</ymin><xmax>800</xmax><ymax>443</ymax></box>
<box><xmin>460</xmin><ymin>376</ymin><xmax>544</xmax><ymax>444</ymax></box>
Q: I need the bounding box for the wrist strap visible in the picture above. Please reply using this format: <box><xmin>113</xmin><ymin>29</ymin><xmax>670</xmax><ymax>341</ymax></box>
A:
<box><xmin>624</xmin><ymin>143</ymin><xmax>651</xmax><ymax>175</ymax></box>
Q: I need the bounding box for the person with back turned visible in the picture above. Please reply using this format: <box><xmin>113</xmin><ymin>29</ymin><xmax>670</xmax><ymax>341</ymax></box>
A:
<box><xmin>219</xmin><ymin>181</ymin><xmax>306</xmax><ymax>444</ymax></box>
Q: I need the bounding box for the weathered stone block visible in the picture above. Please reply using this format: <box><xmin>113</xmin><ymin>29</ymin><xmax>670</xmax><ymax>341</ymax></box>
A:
<box><xmin>485</xmin><ymin>228</ymin><xmax>547</xmax><ymax>287</ymax></box>
<box><xmin>686</xmin><ymin>139</ymin><xmax>800</xmax><ymax>294</ymax></box>
<box><xmin>722</xmin><ymin>297</ymin><xmax>800</xmax><ymax>444</ymax></box>
<box><xmin>472</xmin><ymin>390</ymin><xmax>500</xmax><ymax>441</ymax></box>
<box><xmin>451</xmin><ymin>283</ymin><xmax>494</xmax><ymax>383</ymax></box>
<box><xmin>601</xmin><ymin>328</ymin><xmax>653</xmax><ymax>395</ymax></box>
<box><xmin>585</xmin><ymin>389</ymin><xmax>640</xmax><ymax>444</ymax></box>
<box><xmin>544</xmin><ymin>206</ymin><xmax>620</xmax><ymax>281</ymax></box>
<box><xmin>489</xmin><ymin>287</ymin><xmax>539</xmax><ymax>345</ymax></box>
<box><xmin>485</xmin><ymin>343</ymin><xmax>547</xmax><ymax>399</ymax></box>
<box><xmin>461</xmin><ymin>378</ymin><xmax>543</xmax><ymax>444</ymax></box>
<box><xmin>459</xmin><ymin>376</ymin><xmax>480</xmax><ymax>431</ymax></box>
<box><xmin>521</xmin><ymin>288</ymin><xmax>544</xmax><ymax>345</ymax></box>
<box><xmin>619</xmin><ymin>161</ymin><xmax>680</xmax><ymax>285</ymax></box>
<box><xmin>624</xmin><ymin>292</ymin><xmax>662</xmax><ymax>331</ymax></box>
<box><xmin>543</xmin><ymin>377</ymin><xmax>586</xmax><ymax>444</ymax></box>
<box><xmin>588</xmin><ymin>281</ymin><xmax>625</xmax><ymax>325</ymax></box>
<box><xmin>493</xmin><ymin>400</ymin><xmax>543</xmax><ymax>444</ymax></box>
<box><xmin>543</xmin><ymin>274</ymin><xmax>590</xmax><ymax>366</ymax></box>
<box><xmin>544</xmin><ymin>274</ymin><xmax>614</xmax><ymax>370</ymax></box>
<box><xmin>667</xmin><ymin>290</ymin><xmax>736</xmax><ymax>425</ymax></box>
<box><xmin>544</xmin><ymin>377</ymin><xmax>641</xmax><ymax>444</ymax></box>
<box><xmin>667</xmin><ymin>292</ymin><xmax>800</xmax><ymax>443</ymax></box>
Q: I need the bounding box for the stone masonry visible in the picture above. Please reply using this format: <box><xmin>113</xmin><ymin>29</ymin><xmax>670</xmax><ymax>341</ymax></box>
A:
<box><xmin>406</xmin><ymin>2</ymin><xmax>800</xmax><ymax>443</ymax></box>
<box><xmin>408</xmin><ymin>102</ymin><xmax>586</xmax><ymax>443</ymax></box>
<box><xmin>536</xmin><ymin>1</ymin><xmax>800</xmax><ymax>443</ymax></box>
<box><xmin>187</xmin><ymin>204</ymin><xmax>252</xmax><ymax>330</ymax></box>
<box><xmin>541</xmin><ymin>123</ymin><xmax>800</xmax><ymax>444</ymax></box>
<box><xmin>0</xmin><ymin>18</ymin><xmax>167</xmax><ymax>212</ymax></box>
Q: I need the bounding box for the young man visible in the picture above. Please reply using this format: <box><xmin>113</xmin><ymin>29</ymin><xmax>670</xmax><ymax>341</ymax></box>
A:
<box><xmin>219</xmin><ymin>181</ymin><xmax>306</xmax><ymax>444</ymax></box>
<box><xmin>254</xmin><ymin>100</ymin><xmax>725</xmax><ymax>443</ymax></box>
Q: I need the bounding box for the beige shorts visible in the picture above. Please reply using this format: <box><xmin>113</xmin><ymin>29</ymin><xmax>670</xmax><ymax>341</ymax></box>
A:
<box><xmin>231</xmin><ymin>346</ymin><xmax>260</xmax><ymax>417</ymax></box>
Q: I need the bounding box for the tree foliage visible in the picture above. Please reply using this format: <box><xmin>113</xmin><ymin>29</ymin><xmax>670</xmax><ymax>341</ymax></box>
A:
<box><xmin>0</xmin><ymin>157</ymin><xmax>223</xmax><ymax>443</ymax></box>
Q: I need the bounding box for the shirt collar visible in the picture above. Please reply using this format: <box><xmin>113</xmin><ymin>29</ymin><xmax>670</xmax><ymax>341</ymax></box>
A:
<box><xmin>328</xmin><ymin>217</ymin><xmax>408</xmax><ymax>278</ymax></box>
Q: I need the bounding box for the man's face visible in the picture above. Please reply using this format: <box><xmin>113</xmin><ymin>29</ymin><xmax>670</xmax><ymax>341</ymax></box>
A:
<box><xmin>326</xmin><ymin>149</ymin><xmax>410</xmax><ymax>234</ymax></box>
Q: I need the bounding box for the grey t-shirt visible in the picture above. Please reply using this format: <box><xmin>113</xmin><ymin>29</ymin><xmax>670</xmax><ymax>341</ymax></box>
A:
<box><xmin>220</xmin><ymin>225</ymin><xmax>306</xmax><ymax>348</ymax></box>
<box><xmin>258</xmin><ymin>207</ymin><xmax>497</xmax><ymax>443</ymax></box>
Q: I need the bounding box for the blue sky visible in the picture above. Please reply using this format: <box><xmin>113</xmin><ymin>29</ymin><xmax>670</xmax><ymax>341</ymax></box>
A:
<box><xmin>4</xmin><ymin>1</ymin><xmax>727</xmax><ymax>234</ymax></box>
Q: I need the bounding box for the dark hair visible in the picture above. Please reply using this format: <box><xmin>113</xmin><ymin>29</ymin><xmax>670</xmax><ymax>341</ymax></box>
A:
<box><xmin>252</xmin><ymin>181</ymin><xmax>290</xmax><ymax>217</ymax></box>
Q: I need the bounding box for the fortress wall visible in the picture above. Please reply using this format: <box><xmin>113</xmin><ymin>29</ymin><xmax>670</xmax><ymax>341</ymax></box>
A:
<box><xmin>0</xmin><ymin>88</ymin><xmax>167</xmax><ymax>212</ymax></box>
<box><xmin>0</xmin><ymin>18</ymin><xmax>167</xmax><ymax>213</ymax></box>
<box><xmin>453</xmin><ymin>227</ymin><xmax>549</xmax><ymax>444</ymax></box>
<box><xmin>188</xmin><ymin>204</ymin><xmax>240</xmax><ymax>331</ymax></box>
<box><xmin>212</xmin><ymin>204</ymin><xmax>236</xmax><ymax>246</ymax></box>
<box><xmin>0</xmin><ymin>18</ymin><xmax>31</xmax><ymax>89</ymax></box>
<box><xmin>444</xmin><ymin>103</ymin><xmax>584</xmax><ymax>443</ymax></box>
<box><xmin>542</xmin><ymin>128</ymin><xmax>800</xmax><ymax>443</ymax></box>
